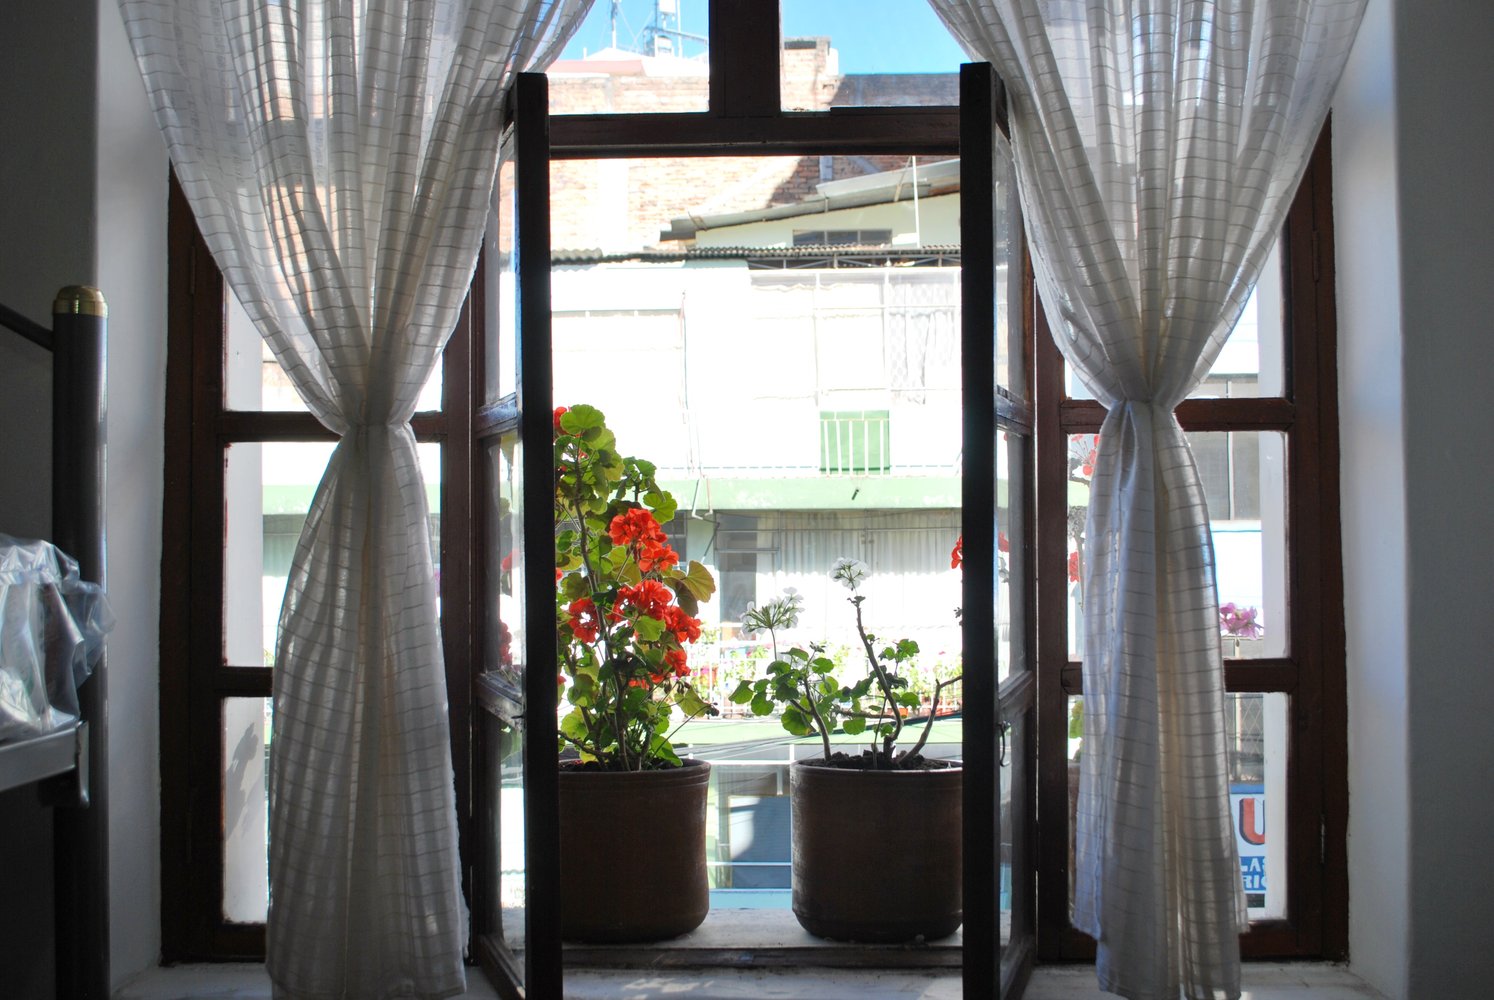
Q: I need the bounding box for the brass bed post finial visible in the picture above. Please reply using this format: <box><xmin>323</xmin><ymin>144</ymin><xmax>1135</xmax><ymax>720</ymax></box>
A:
<box><xmin>53</xmin><ymin>285</ymin><xmax>108</xmax><ymax>319</ymax></box>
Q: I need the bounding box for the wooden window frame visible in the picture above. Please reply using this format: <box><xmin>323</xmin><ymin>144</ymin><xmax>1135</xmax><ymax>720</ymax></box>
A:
<box><xmin>158</xmin><ymin>177</ymin><xmax>477</xmax><ymax>960</ymax></box>
<box><xmin>1032</xmin><ymin>127</ymin><xmax>1349</xmax><ymax>962</ymax></box>
<box><xmin>156</xmin><ymin>0</ymin><xmax>1347</xmax><ymax>981</ymax></box>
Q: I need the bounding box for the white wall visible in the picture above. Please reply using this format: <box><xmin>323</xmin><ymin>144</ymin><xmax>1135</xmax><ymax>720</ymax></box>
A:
<box><xmin>1332</xmin><ymin>0</ymin><xmax>1409</xmax><ymax>994</ymax></box>
<box><xmin>1391</xmin><ymin>2</ymin><xmax>1494</xmax><ymax>997</ymax></box>
<box><xmin>97</xmin><ymin>0</ymin><xmax>169</xmax><ymax>986</ymax></box>
<box><xmin>1336</xmin><ymin>1</ymin><xmax>1494</xmax><ymax>996</ymax></box>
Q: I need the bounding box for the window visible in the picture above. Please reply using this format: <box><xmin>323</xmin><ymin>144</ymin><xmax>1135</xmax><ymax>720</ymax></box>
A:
<box><xmin>157</xmin><ymin>1</ymin><xmax>1346</xmax><ymax>992</ymax></box>
<box><xmin>792</xmin><ymin>228</ymin><xmax>893</xmax><ymax>246</ymax></box>
<box><xmin>818</xmin><ymin>409</ymin><xmax>890</xmax><ymax>473</ymax></box>
<box><xmin>1036</xmin><ymin>134</ymin><xmax>1347</xmax><ymax>960</ymax></box>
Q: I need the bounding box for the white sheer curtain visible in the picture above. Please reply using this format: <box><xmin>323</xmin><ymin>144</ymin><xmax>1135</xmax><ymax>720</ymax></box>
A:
<box><xmin>119</xmin><ymin>1</ymin><xmax>592</xmax><ymax>995</ymax></box>
<box><xmin>927</xmin><ymin>2</ymin><xmax>1363</xmax><ymax>998</ymax></box>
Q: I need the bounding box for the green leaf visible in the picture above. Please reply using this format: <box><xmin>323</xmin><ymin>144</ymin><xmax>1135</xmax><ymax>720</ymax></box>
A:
<box><xmin>559</xmin><ymin>709</ymin><xmax>590</xmax><ymax>743</ymax></box>
<box><xmin>643</xmin><ymin>490</ymin><xmax>678</xmax><ymax>523</ymax></box>
<box><xmin>750</xmin><ymin>694</ymin><xmax>775</xmax><ymax>717</ymax></box>
<box><xmin>729</xmin><ymin>680</ymin><xmax>756</xmax><ymax>705</ymax></box>
<box><xmin>648</xmin><ymin>734</ymin><xmax>682</xmax><ymax>767</ymax></box>
<box><xmin>672</xmin><ymin>587</ymin><xmax>700</xmax><ymax>618</ymax></box>
<box><xmin>560</xmin><ymin>404</ymin><xmax>605</xmax><ymax>434</ymax></box>
<box><xmin>671</xmin><ymin>560</ymin><xmax>716</xmax><ymax>603</ymax></box>
<box><xmin>675</xmin><ymin>685</ymin><xmax>713</xmax><ymax>719</ymax></box>
<box><xmin>842</xmin><ymin>716</ymin><xmax>867</xmax><ymax>736</ymax></box>
<box><xmin>781</xmin><ymin>705</ymin><xmax>813</xmax><ymax>736</ymax></box>
<box><xmin>634</xmin><ymin>615</ymin><xmax>666</xmax><ymax>642</ymax></box>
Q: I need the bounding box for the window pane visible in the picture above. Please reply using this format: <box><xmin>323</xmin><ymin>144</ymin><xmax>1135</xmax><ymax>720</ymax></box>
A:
<box><xmin>779</xmin><ymin>0</ymin><xmax>963</xmax><ymax>111</ymax></box>
<box><xmin>1065</xmin><ymin>692</ymin><xmax>1288</xmax><ymax>922</ymax></box>
<box><xmin>1065</xmin><ymin>240</ymin><xmax>1285</xmax><ymax>401</ymax></box>
<box><xmin>997</xmin><ymin>429</ymin><xmax>1028</xmax><ymax>682</ymax></box>
<box><xmin>1195</xmin><ymin>431</ymin><xmax>1288</xmax><ymax>660</ymax></box>
<box><xmin>480</xmin><ymin>710</ymin><xmax>527</xmax><ymax>966</ymax></box>
<box><xmin>999</xmin><ymin>711</ymin><xmax>1029</xmax><ymax>950</ymax></box>
<box><xmin>1230</xmin><ymin>692</ymin><xmax>1289</xmax><ymax>920</ymax></box>
<box><xmin>1064</xmin><ymin>431</ymin><xmax>1287</xmax><ymax>660</ymax></box>
<box><xmin>547</xmin><ymin>0</ymin><xmax>708</xmax><ymax>115</ymax></box>
<box><xmin>478</xmin><ymin>435</ymin><xmax>528</xmax><ymax>969</ymax></box>
<box><xmin>485</xmin><ymin>437</ymin><xmax>521</xmax><ymax>688</ymax></box>
<box><xmin>994</xmin><ymin>128</ymin><xmax>1023</xmax><ymax>398</ymax></box>
<box><xmin>222</xmin><ymin>696</ymin><xmax>270</xmax><ymax>923</ymax></box>
<box><xmin>224</xmin><ymin>288</ymin><xmax>439</xmax><ymax>412</ymax></box>
<box><xmin>224</xmin><ymin>441</ymin><xmax>441</xmax><ymax>667</ymax></box>
<box><xmin>485</xmin><ymin>148</ymin><xmax>517</xmax><ymax>404</ymax></box>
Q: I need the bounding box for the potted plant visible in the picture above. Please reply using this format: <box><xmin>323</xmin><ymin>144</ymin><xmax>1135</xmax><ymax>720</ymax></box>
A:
<box><xmin>730</xmin><ymin>555</ymin><xmax>963</xmax><ymax>943</ymax></box>
<box><xmin>553</xmin><ymin>404</ymin><xmax>718</xmax><ymax>943</ymax></box>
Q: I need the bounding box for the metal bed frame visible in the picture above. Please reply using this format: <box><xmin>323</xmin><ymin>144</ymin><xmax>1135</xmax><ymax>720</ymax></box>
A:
<box><xmin>0</xmin><ymin>288</ymin><xmax>110</xmax><ymax>998</ymax></box>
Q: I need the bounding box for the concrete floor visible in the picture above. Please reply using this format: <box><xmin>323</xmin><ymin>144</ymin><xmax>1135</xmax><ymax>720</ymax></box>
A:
<box><xmin>117</xmin><ymin>961</ymin><xmax>1387</xmax><ymax>1000</ymax></box>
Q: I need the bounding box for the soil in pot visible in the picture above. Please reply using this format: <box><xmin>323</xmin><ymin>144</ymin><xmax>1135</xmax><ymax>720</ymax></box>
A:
<box><xmin>791</xmin><ymin>754</ymin><xmax>962</xmax><ymax>943</ymax></box>
<box><xmin>558</xmin><ymin>758</ymin><xmax>711</xmax><ymax>943</ymax></box>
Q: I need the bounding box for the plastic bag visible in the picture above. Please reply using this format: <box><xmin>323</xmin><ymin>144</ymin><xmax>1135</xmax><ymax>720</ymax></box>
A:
<box><xmin>0</xmin><ymin>533</ymin><xmax>114</xmax><ymax>743</ymax></box>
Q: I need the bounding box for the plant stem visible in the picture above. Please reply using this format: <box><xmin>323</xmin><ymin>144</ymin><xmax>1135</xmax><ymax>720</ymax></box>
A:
<box><xmin>851</xmin><ymin>596</ymin><xmax>902</xmax><ymax>760</ymax></box>
<box><xmin>905</xmin><ymin>674</ymin><xmax>961</xmax><ymax>759</ymax></box>
<box><xmin>797</xmin><ymin>681</ymin><xmax>835</xmax><ymax>761</ymax></box>
<box><xmin>565</xmin><ymin>477</ymin><xmax>635</xmax><ymax>772</ymax></box>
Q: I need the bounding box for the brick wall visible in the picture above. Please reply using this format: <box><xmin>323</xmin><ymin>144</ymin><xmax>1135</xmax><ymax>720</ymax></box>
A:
<box><xmin>545</xmin><ymin>41</ymin><xmax>958</xmax><ymax>252</ymax></box>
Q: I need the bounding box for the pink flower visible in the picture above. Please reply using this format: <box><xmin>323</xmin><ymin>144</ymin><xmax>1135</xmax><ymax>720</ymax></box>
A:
<box><xmin>1219</xmin><ymin>603</ymin><xmax>1264</xmax><ymax>639</ymax></box>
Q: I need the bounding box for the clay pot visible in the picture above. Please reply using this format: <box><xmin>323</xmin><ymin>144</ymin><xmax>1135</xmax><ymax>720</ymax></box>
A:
<box><xmin>558</xmin><ymin>759</ymin><xmax>711</xmax><ymax>942</ymax></box>
<box><xmin>790</xmin><ymin>759</ymin><xmax>963</xmax><ymax>942</ymax></box>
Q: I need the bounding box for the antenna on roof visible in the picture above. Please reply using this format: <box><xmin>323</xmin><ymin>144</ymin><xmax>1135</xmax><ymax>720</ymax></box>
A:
<box><xmin>610</xmin><ymin>0</ymin><xmax>620</xmax><ymax>49</ymax></box>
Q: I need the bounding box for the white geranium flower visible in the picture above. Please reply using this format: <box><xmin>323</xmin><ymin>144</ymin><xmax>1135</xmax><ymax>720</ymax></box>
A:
<box><xmin>830</xmin><ymin>557</ymin><xmax>870</xmax><ymax>592</ymax></box>
<box><xmin>742</xmin><ymin>588</ymin><xmax>804</xmax><ymax>634</ymax></box>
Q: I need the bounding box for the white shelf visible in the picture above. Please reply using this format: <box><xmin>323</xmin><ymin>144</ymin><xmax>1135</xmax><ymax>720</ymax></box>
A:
<box><xmin>0</xmin><ymin>720</ymin><xmax>86</xmax><ymax>795</ymax></box>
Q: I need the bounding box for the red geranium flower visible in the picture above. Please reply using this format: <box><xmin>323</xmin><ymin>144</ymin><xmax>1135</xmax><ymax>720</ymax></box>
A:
<box><xmin>664</xmin><ymin>647</ymin><xmax>689</xmax><ymax>676</ymax></box>
<box><xmin>618</xmin><ymin>579</ymin><xmax>673</xmax><ymax>620</ymax></box>
<box><xmin>662</xmin><ymin>604</ymin><xmax>702</xmax><ymax>644</ymax></box>
<box><xmin>951</xmin><ymin>536</ymin><xmax>963</xmax><ymax>569</ymax></box>
<box><xmin>609</xmin><ymin>508</ymin><xmax>678</xmax><ymax>572</ymax></box>
<box><xmin>553</xmin><ymin>406</ymin><xmax>569</xmax><ymax>432</ymax></box>
<box><xmin>567</xmin><ymin>597</ymin><xmax>600</xmax><ymax>643</ymax></box>
<box><xmin>1067</xmin><ymin>551</ymin><xmax>1081</xmax><ymax>584</ymax></box>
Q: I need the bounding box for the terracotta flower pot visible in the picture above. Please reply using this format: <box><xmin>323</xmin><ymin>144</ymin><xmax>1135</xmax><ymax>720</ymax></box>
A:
<box><xmin>790</xmin><ymin>759</ymin><xmax>963</xmax><ymax>943</ymax></box>
<box><xmin>558</xmin><ymin>758</ymin><xmax>711</xmax><ymax>943</ymax></box>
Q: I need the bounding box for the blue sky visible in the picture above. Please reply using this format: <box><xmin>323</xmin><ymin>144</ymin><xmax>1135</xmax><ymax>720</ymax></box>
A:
<box><xmin>559</xmin><ymin>0</ymin><xmax>969</xmax><ymax>74</ymax></box>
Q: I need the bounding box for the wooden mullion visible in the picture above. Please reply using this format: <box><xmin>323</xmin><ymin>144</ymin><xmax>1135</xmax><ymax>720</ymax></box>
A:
<box><xmin>441</xmin><ymin>277</ymin><xmax>478</xmax><ymax>948</ymax></box>
<box><xmin>1060</xmin><ymin>660</ymin><xmax>1301</xmax><ymax>696</ymax></box>
<box><xmin>1305</xmin><ymin>122</ymin><xmax>1350</xmax><ymax>961</ymax></box>
<box><xmin>549</xmin><ymin>109</ymin><xmax>961</xmax><ymax>160</ymax></box>
<box><xmin>707</xmin><ymin>0</ymin><xmax>780</xmax><ymax>118</ymax></box>
<box><xmin>207</xmin><ymin>666</ymin><xmax>274</xmax><ymax>696</ymax></box>
<box><xmin>159</xmin><ymin>174</ymin><xmax>201</xmax><ymax>961</ymax></box>
<box><xmin>958</xmin><ymin>62</ymin><xmax>1000</xmax><ymax>1000</ymax></box>
<box><xmin>182</xmin><ymin>179</ymin><xmax>237</xmax><ymax>956</ymax></box>
<box><xmin>217</xmin><ymin>410</ymin><xmax>447</xmax><ymax>441</ymax></box>
<box><xmin>474</xmin><ymin>396</ymin><xmax>520</xmax><ymax>440</ymax></box>
<box><xmin>1060</xmin><ymin>397</ymin><xmax>1296</xmax><ymax>433</ymax></box>
<box><xmin>1033</xmin><ymin>279</ymin><xmax>1075</xmax><ymax>961</ymax></box>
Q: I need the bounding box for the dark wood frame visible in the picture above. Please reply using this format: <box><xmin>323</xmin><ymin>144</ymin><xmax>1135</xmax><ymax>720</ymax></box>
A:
<box><xmin>1033</xmin><ymin>126</ymin><xmax>1349</xmax><ymax>962</ymax></box>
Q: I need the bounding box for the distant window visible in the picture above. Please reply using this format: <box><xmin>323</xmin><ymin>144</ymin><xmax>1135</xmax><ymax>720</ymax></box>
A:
<box><xmin>792</xmin><ymin>228</ymin><xmax>893</xmax><ymax>247</ymax></box>
<box><xmin>819</xmin><ymin>409</ymin><xmax>890</xmax><ymax>474</ymax></box>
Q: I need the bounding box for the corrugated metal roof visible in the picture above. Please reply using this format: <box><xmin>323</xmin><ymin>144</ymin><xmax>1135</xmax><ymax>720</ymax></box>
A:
<box><xmin>552</xmin><ymin>244</ymin><xmax>962</xmax><ymax>267</ymax></box>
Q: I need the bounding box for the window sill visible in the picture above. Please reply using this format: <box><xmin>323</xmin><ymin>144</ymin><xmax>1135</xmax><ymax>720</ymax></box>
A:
<box><xmin>562</xmin><ymin>907</ymin><xmax>963</xmax><ymax>970</ymax></box>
